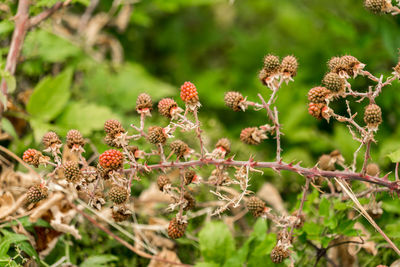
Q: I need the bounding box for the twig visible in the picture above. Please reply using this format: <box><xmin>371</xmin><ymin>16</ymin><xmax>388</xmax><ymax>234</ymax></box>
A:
<box><xmin>70</xmin><ymin>202</ymin><xmax>192</xmax><ymax>266</ymax></box>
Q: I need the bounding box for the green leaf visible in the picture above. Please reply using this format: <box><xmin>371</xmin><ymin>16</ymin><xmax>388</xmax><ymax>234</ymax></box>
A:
<box><xmin>387</xmin><ymin>148</ymin><xmax>400</xmax><ymax>163</ymax></box>
<box><xmin>19</xmin><ymin>241</ymin><xmax>39</xmax><ymax>261</ymax></box>
<box><xmin>56</xmin><ymin>101</ymin><xmax>119</xmax><ymax>136</ymax></box>
<box><xmin>0</xmin><ymin>231</ymin><xmax>29</xmax><ymax>256</ymax></box>
<box><xmin>319</xmin><ymin>197</ymin><xmax>330</xmax><ymax>217</ymax></box>
<box><xmin>198</xmin><ymin>221</ymin><xmax>235</xmax><ymax>265</ymax></box>
<box><xmin>27</xmin><ymin>68</ymin><xmax>72</xmax><ymax>122</ymax></box>
<box><xmin>195</xmin><ymin>263</ymin><xmax>220</xmax><ymax>267</ymax></box>
<box><xmin>1</xmin><ymin>118</ymin><xmax>18</xmax><ymax>140</ymax></box>
<box><xmin>80</xmin><ymin>255</ymin><xmax>118</xmax><ymax>267</ymax></box>
<box><xmin>23</xmin><ymin>30</ymin><xmax>81</xmax><ymax>62</ymax></box>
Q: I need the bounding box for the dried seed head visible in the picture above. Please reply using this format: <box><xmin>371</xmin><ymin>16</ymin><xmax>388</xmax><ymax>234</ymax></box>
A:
<box><xmin>63</xmin><ymin>161</ymin><xmax>81</xmax><ymax>183</ymax></box>
<box><xmin>99</xmin><ymin>149</ymin><xmax>124</xmax><ymax>170</ymax></box>
<box><xmin>167</xmin><ymin>218</ymin><xmax>187</xmax><ymax>239</ymax></box>
<box><xmin>112</xmin><ymin>206</ymin><xmax>132</xmax><ymax>222</ymax></box>
<box><xmin>180</xmin><ymin>81</ymin><xmax>199</xmax><ymax>104</ymax></box>
<box><xmin>158</xmin><ymin>98</ymin><xmax>178</xmax><ymax>118</ymax></box>
<box><xmin>246</xmin><ymin>196</ymin><xmax>266</xmax><ymax>217</ymax></box>
<box><xmin>23</xmin><ymin>149</ymin><xmax>42</xmax><ymax>167</ymax></box>
<box><xmin>240</xmin><ymin>127</ymin><xmax>265</xmax><ymax>145</ymax></box>
<box><xmin>147</xmin><ymin>126</ymin><xmax>167</xmax><ymax>145</ymax></box>
<box><xmin>27</xmin><ymin>185</ymin><xmax>48</xmax><ymax>203</ymax></box>
<box><xmin>81</xmin><ymin>166</ymin><xmax>98</xmax><ymax>183</ymax></box>
<box><xmin>215</xmin><ymin>138</ymin><xmax>231</xmax><ymax>154</ymax></box>
<box><xmin>263</xmin><ymin>54</ymin><xmax>280</xmax><ymax>73</ymax></box>
<box><xmin>307</xmin><ymin>87</ymin><xmax>330</xmax><ymax>103</ymax></box>
<box><xmin>184</xmin><ymin>169</ymin><xmax>197</xmax><ymax>185</ymax></box>
<box><xmin>308</xmin><ymin>102</ymin><xmax>326</xmax><ymax>120</ymax></box>
<box><xmin>292</xmin><ymin>210</ymin><xmax>306</xmax><ymax>229</ymax></box>
<box><xmin>366</xmin><ymin>163</ymin><xmax>380</xmax><ymax>176</ymax></box>
<box><xmin>109</xmin><ymin>185</ymin><xmax>129</xmax><ymax>204</ymax></box>
<box><xmin>318</xmin><ymin>154</ymin><xmax>334</xmax><ymax>171</ymax></box>
<box><xmin>42</xmin><ymin>131</ymin><xmax>61</xmax><ymax>149</ymax></box>
<box><xmin>157</xmin><ymin>175</ymin><xmax>171</xmax><ymax>191</ymax></box>
<box><xmin>258</xmin><ymin>68</ymin><xmax>269</xmax><ymax>86</ymax></box>
<box><xmin>280</xmin><ymin>55</ymin><xmax>298</xmax><ymax>77</ymax></box>
<box><xmin>364</xmin><ymin>0</ymin><xmax>387</xmax><ymax>13</ymax></box>
<box><xmin>224</xmin><ymin>91</ymin><xmax>245</xmax><ymax>112</ymax></box>
<box><xmin>66</xmin><ymin>129</ymin><xmax>85</xmax><ymax>149</ymax></box>
<box><xmin>322</xmin><ymin>72</ymin><xmax>345</xmax><ymax>93</ymax></box>
<box><xmin>183</xmin><ymin>192</ymin><xmax>196</xmax><ymax>211</ymax></box>
<box><xmin>364</xmin><ymin>104</ymin><xmax>382</xmax><ymax>129</ymax></box>
<box><xmin>270</xmin><ymin>244</ymin><xmax>290</xmax><ymax>263</ymax></box>
<box><xmin>170</xmin><ymin>140</ymin><xmax>190</xmax><ymax>158</ymax></box>
<box><xmin>136</xmin><ymin>93</ymin><xmax>153</xmax><ymax>111</ymax></box>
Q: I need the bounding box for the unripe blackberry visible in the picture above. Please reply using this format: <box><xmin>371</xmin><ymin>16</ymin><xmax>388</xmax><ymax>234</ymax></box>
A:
<box><xmin>184</xmin><ymin>169</ymin><xmax>196</xmax><ymax>185</ymax></box>
<box><xmin>224</xmin><ymin>91</ymin><xmax>244</xmax><ymax>112</ymax></box>
<box><xmin>366</xmin><ymin>163</ymin><xmax>380</xmax><ymax>176</ymax></box>
<box><xmin>170</xmin><ymin>140</ymin><xmax>190</xmax><ymax>158</ymax></box>
<box><xmin>240</xmin><ymin>127</ymin><xmax>261</xmax><ymax>145</ymax></box>
<box><xmin>183</xmin><ymin>192</ymin><xmax>196</xmax><ymax>211</ymax></box>
<box><xmin>104</xmin><ymin>119</ymin><xmax>123</xmax><ymax>134</ymax></box>
<box><xmin>328</xmin><ymin>57</ymin><xmax>341</xmax><ymax>71</ymax></box>
<box><xmin>157</xmin><ymin>175</ymin><xmax>171</xmax><ymax>191</ymax></box>
<box><xmin>364</xmin><ymin>104</ymin><xmax>382</xmax><ymax>129</ymax></box>
<box><xmin>280</xmin><ymin>55</ymin><xmax>298</xmax><ymax>77</ymax></box>
<box><xmin>215</xmin><ymin>138</ymin><xmax>231</xmax><ymax>154</ymax></box>
<box><xmin>109</xmin><ymin>185</ymin><xmax>129</xmax><ymax>204</ymax></box>
<box><xmin>97</xmin><ymin>163</ymin><xmax>111</xmax><ymax>180</ymax></box>
<box><xmin>180</xmin><ymin>81</ymin><xmax>199</xmax><ymax>104</ymax></box>
<box><xmin>42</xmin><ymin>131</ymin><xmax>61</xmax><ymax>149</ymax></box>
<box><xmin>322</xmin><ymin>72</ymin><xmax>344</xmax><ymax>93</ymax></box>
<box><xmin>270</xmin><ymin>244</ymin><xmax>290</xmax><ymax>264</ymax></box>
<box><xmin>104</xmin><ymin>134</ymin><xmax>122</xmax><ymax>148</ymax></box>
<box><xmin>27</xmin><ymin>185</ymin><xmax>48</xmax><ymax>203</ymax></box>
<box><xmin>318</xmin><ymin>154</ymin><xmax>334</xmax><ymax>171</ymax></box>
<box><xmin>66</xmin><ymin>129</ymin><xmax>84</xmax><ymax>149</ymax></box>
<box><xmin>307</xmin><ymin>87</ymin><xmax>330</xmax><ymax>103</ymax></box>
<box><xmin>167</xmin><ymin>218</ymin><xmax>187</xmax><ymax>239</ymax></box>
<box><xmin>364</xmin><ymin>0</ymin><xmax>386</xmax><ymax>13</ymax></box>
<box><xmin>99</xmin><ymin>149</ymin><xmax>124</xmax><ymax>170</ymax></box>
<box><xmin>147</xmin><ymin>126</ymin><xmax>167</xmax><ymax>145</ymax></box>
<box><xmin>63</xmin><ymin>161</ymin><xmax>81</xmax><ymax>183</ymax></box>
<box><xmin>246</xmin><ymin>196</ymin><xmax>265</xmax><ymax>217</ymax></box>
<box><xmin>263</xmin><ymin>54</ymin><xmax>280</xmax><ymax>73</ymax></box>
<box><xmin>136</xmin><ymin>93</ymin><xmax>153</xmax><ymax>111</ymax></box>
<box><xmin>23</xmin><ymin>149</ymin><xmax>42</xmax><ymax>167</ymax></box>
<box><xmin>158</xmin><ymin>98</ymin><xmax>178</xmax><ymax>118</ymax></box>
<box><xmin>341</xmin><ymin>55</ymin><xmax>361</xmax><ymax>76</ymax></box>
<box><xmin>308</xmin><ymin>103</ymin><xmax>326</xmax><ymax>119</ymax></box>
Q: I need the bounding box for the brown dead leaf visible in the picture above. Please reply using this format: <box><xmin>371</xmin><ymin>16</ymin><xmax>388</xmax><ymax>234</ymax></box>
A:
<box><xmin>148</xmin><ymin>248</ymin><xmax>182</xmax><ymax>267</ymax></box>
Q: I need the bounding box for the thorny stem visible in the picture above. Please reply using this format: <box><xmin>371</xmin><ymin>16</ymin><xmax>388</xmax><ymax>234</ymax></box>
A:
<box><xmin>361</xmin><ymin>139</ymin><xmax>372</xmax><ymax>175</ymax></box>
<box><xmin>290</xmin><ymin>179</ymin><xmax>310</xmax><ymax>236</ymax></box>
<box><xmin>124</xmin><ymin>159</ymin><xmax>400</xmax><ymax>190</ymax></box>
<box><xmin>396</xmin><ymin>162</ymin><xmax>399</xmax><ymax>181</ymax></box>
<box><xmin>0</xmin><ymin>0</ymin><xmax>70</xmax><ymax>115</ymax></box>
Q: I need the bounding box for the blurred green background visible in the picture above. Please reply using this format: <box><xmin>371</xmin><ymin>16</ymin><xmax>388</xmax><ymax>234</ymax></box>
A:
<box><xmin>1</xmin><ymin>0</ymin><xmax>400</xmax><ymax>265</ymax></box>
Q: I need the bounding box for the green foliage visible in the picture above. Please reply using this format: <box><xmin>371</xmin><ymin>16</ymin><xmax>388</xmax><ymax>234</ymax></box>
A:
<box><xmin>80</xmin><ymin>255</ymin><xmax>118</xmax><ymax>267</ymax></box>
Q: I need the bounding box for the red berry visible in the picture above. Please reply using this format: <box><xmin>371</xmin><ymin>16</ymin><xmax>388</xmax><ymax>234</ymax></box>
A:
<box><xmin>99</xmin><ymin>149</ymin><xmax>124</xmax><ymax>170</ymax></box>
<box><xmin>23</xmin><ymin>149</ymin><xmax>42</xmax><ymax>167</ymax></box>
<box><xmin>180</xmin><ymin>81</ymin><xmax>199</xmax><ymax>103</ymax></box>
